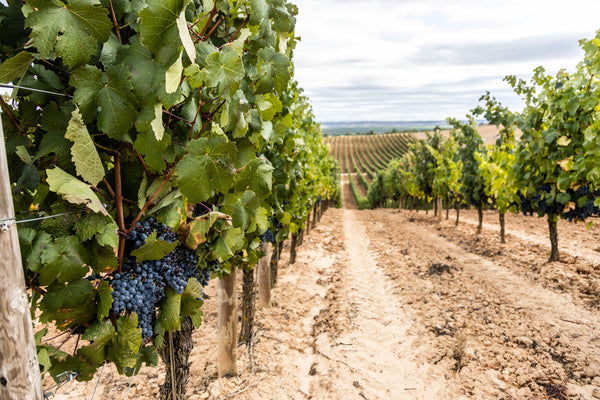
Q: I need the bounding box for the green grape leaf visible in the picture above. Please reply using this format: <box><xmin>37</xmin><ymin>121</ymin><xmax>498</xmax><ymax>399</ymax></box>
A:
<box><xmin>24</xmin><ymin>0</ymin><xmax>112</xmax><ymax>67</ymax></box>
<box><xmin>223</xmin><ymin>190</ymin><xmax>260</xmax><ymax>230</ymax></box>
<box><xmin>131</xmin><ymin>231</ymin><xmax>178</xmax><ymax>262</ymax></box>
<box><xmin>250</xmin><ymin>0</ymin><xmax>268</xmax><ymax>25</ymax></box>
<box><xmin>71</xmin><ymin>65</ymin><xmax>138</xmax><ymax>140</ymax></box>
<box><xmin>235</xmin><ymin>159</ymin><xmax>273</xmax><ymax>199</ymax></box>
<box><xmin>133</xmin><ymin>128</ymin><xmax>172</xmax><ymax>174</ymax></box>
<box><xmin>65</xmin><ymin>108</ymin><xmax>105</xmax><ymax>186</ymax></box>
<box><xmin>176</xmin><ymin>138</ymin><xmax>237</xmax><ymax>203</ymax></box>
<box><xmin>181</xmin><ymin>278</ymin><xmax>204</xmax><ymax>326</ymax></box>
<box><xmin>46</xmin><ymin>167</ymin><xmax>109</xmax><ymax>216</ymax></box>
<box><xmin>39</xmin><ymin>280</ymin><xmax>91</xmax><ymax>312</ymax></box>
<box><xmin>214</xmin><ymin>227</ymin><xmax>243</xmax><ymax>260</ymax></box>
<box><xmin>119</xmin><ymin>36</ymin><xmax>165</xmax><ymax>100</ymax></box>
<box><xmin>40</xmin><ymin>280</ymin><xmax>96</xmax><ymax>329</ymax></box>
<box><xmin>256</xmin><ymin>47</ymin><xmax>290</xmax><ymax>93</ymax></box>
<box><xmin>107</xmin><ymin>314</ymin><xmax>142</xmax><ymax>373</ymax></box>
<box><xmin>223</xmin><ymin>89</ymin><xmax>250</xmax><ymax>137</ymax></box>
<box><xmin>39</xmin><ymin>236</ymin><xmax>90</xmax><ymax>285</ymax></box>
<box><xmin>0</xmin><ymin>51</ymin><xmax>34</xmax><ymax>83</ymax></box>
<box><xmin>260</xmin><ymin>121</ymin><xmax>273</xmax><ymax>142</ymax></box>
<box><xmin>157</xmin><ymin>287</ymin><xmax>181</xmax><ymax>331</ymax></box>
<box><xmin>204</xmin><ymin>46</ymin><xmax>244</xmax><ymax>94</ymax></box>
<box><xmin>269</xmin><ymin>1</ymin><xmax>295</xmax><ymax>32</ymax></box>
<box><xmin>78</xmin><ymin>319</ymin><xmax>115</xmax><ymax>365</ymax></box>
<box><xmin>74</xmin><ymin>213</ymin><xmax>116</xmax><ymax>243</ymax></box>
<box><xmin>255</xmin><ymin>93</ymin><xmax>282</xmax><ymax>121</ymax></box>
<box><xmin>18</xmin><ymin>228</ymin><xmax>52</xmax><ymax>273</ymax></box>
<box><xmin>97</xmin><ymin>280</ymin><xmax>113</xmax><ymax>320</ymax></box>
<box><xmin>255</xmin><ymin>206</ymin><xmax>269</xmax><ymax>232</ymax></box>
<box><xmin>37</xmin><ymin>348</ymin><xmax>51</xmax><ymax>373</ymax></box>
<box><xmin>125</xmin><ymin>345</ymin><xmax>158</xmax><ymax>376</ymax></box>
<box><xmin>183</xmin><ymin>63</ymin><xmax>204</xmax><ymax>88</ymax></box>
<box><xmin>138</xmin><ymin>0</ymin><xmax>190</xmax><ymax>66</ymax></box>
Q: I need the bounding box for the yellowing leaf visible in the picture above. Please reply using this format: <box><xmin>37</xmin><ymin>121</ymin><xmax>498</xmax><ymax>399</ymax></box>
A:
<box><xmin>151</xmin><ymin>103</ymin><xmax>165</xmax><ymax>140</ymax></box>
<box><xmin>557</xmin><ymin>136</ymin><xmax>571</xmax><ymax>146</ymax></box>
<box><xmin>65</xmin><ymin>108</ymin><xmax>105</xmax><ymax>186</ymax></box>
<box><xmin>46</xmin><ymin>167</ymin><xmax>108</xmax><ymax>216</ymax></box>
<box><xmin>557</xmin><ymin>157</ymin><xmax>573</xmax><ymax>171</ymax></box>
<box><xmin>177</xmin><ymin>10</ymin><xmax>196</xmax><ymax>62</ymax></box>
<box><xmin>165</xmin><ymin>53</ymin><xmax>183</xmax><ymax>94</ymax></box>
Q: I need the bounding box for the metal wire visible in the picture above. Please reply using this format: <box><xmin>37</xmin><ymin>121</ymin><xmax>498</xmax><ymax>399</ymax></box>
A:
<box><xmin>0</xmin><ymin>83</ymin><xmax>69</xmax><ymax>97</ymax></box>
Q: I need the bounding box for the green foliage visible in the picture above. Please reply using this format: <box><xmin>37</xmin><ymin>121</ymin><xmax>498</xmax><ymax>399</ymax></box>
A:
<box><xmin>1</xmin><ymin>0</ymin><xmax>337</xmax><ymax>384</ymax></box>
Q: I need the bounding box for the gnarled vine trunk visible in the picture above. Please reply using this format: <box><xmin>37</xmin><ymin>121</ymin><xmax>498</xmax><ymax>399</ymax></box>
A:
<box><xmin>238</xmin><ymin>267</ymin><xmax>255</xmax><ymax>344</ymax></box>
<box><xmin>159</xmin><ymin>317</ymin><xmax>194</xmax><ymax>400</ymax></box>
<box><xmin>270</xmin><ymin>242</ymin><xmax>281</xmax><ymax>288</ymax></box>
<box><xmin>446</xmin><ymin>197</ymin><xmax>450</xmax><ymax>220</ymax></box>
<box><xmin>476</xmin><ymin>203</ymin><xmax>483</xmax><ymax>235</ymax></box>
<box><xmin>290</xmin><ymin>232</ymin><xmax>299</xmax><ymax>264</ymax></box>
<box><xmin>548</xmin><ymin>217</ymin><xmax>559</xmax><ymax>262</ymax></box>
<box><xmin>499</xmin><ymin>211</ymin><xmax>506</xmax><ymax>244</ymax></box>
<box><xmin>455</xmin><ymin>202</ymin><xmax>460</xmax><ymax>226</ymax></box>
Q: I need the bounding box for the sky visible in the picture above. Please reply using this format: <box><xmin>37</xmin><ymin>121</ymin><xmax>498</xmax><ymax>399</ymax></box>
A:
<box><xmin>292</xmin><ymin>0</ymin><xmax>600</xmax><ymax>123</ymax></box>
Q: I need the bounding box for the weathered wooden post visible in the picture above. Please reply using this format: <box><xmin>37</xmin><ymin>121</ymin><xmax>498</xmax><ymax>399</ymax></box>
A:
<box><xmin>0</xmin><ymin>113</ymin><xmax>43</xmax><ymax>400</ymax></box>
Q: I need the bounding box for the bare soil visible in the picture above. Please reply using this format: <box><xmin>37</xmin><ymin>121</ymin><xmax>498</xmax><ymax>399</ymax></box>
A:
<box><xmin>44</xmin><ymin>202</ymin><xmax>600</xmax><ymax>399</ymax></box>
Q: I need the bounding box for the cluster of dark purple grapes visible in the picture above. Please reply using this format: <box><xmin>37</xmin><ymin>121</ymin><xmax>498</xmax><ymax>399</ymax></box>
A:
<box><xmin>562</xmin><ymin>186</ymin><xmax>600</xmax><ymax>222</ymax></box>
<box><xmin>111</xmin><ymin>218</ymin><xmax>205</xmax><ymax>338</ymax></box>
<box><xmin>260</xmin><ymin>229</ymin><xmax>275</xmax><ymax>244</ymax></box>
<box><xmin>270</xmin><ymin>216</ymin><xmax>283</xmax><ymax>230</ymax></box>
<box><xmin>519</xmin><ymin>184</ymin><xmax>600</xmax><ymax>221</ymax></box>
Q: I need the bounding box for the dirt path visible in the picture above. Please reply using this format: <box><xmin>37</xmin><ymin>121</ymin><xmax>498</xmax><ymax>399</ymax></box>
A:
<box><xmin>47</xmin><ymin>206</ymin><xmax>600</xmax><ymax>400</ymax></box>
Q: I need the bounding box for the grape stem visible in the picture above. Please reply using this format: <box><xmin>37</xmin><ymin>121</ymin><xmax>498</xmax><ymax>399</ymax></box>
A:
<box><xmin>127</xmin><ymin>168</ymin><xmax>177</xmax><ymax>235</ymax></box>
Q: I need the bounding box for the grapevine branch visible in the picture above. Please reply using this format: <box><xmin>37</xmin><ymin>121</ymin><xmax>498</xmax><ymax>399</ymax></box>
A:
<box><xmin>228</xmin><ymin>16</ymin><xmax>250</xmax><ymax>43</ymax></box>
<box><xmin>115</xmin><ymin>154</ymin><xmax>127</xmax><ymax>271</ymax></box>
<box><xmin>108</xmin><ymin>0</ymin><xmax>123</xmax><ymax>44</ymax></box>
<box><xmin>0</xmin><ymin>96</ymin><xmax>25</xmax><ymax>134</ymax></box>
<box><xmin>189</xmin><ymin>89</ymin><xmax>205</xmax><ymax>141</ymax></box>
<box><xmin>204</xmin><ymin>15</ymin><xmax>224</xmax><ymax>40</ymax></box>
<box><xmin>198</xmin><ymin>8</ymin><xmax>218</xmax><ymax>40</ymax></box>
<box><xmin>127</xmin><ymin>167</ymin><xmax>177</xmax><ymax>234</ymax></box>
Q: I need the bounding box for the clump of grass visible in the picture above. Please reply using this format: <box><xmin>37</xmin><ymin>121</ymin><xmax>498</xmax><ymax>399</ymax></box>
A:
<box><xmin>453</xmin><ymin>329</ymin><xmax>467</xmax><ymax>371</ymax></box>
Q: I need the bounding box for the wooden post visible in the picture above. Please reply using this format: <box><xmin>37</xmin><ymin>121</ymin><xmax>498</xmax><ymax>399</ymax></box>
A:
<box><xmin>0</xmin><ymin>113</ymin><xmax>43</xmax><ymax>400</ymax></box>
<box><xmin>217</xmin><ymin>267</ymin><xmax>237</xmax><ymax>377</ymax></box>
<box><xmin>257</xmin><ymin>243</ymin><xmax>273</xmax><ymax>309</ymax></box>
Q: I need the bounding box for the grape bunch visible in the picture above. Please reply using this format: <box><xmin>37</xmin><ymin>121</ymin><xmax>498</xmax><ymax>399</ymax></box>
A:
<box><xmin>111</xmin><ymin>260</ymin><xmax>166</xmax><ymax>338</ymax></box>
<box><xmin>260</xmin><ymin>229</ymin><xmax>275</xmax><ymax>244</ymax></box>
<box><xmin>110</xmin><ymin>218</ymin><xmax>202</xmax><ymax>338</ymax></box>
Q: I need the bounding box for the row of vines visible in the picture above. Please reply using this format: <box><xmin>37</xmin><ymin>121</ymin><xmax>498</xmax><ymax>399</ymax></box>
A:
<box><xmin>368</xmin><ymin>30</ymin><xmax>600</xmax><ymax>262</ymax></box>
<box><xmin>324</xmin><ymin>132</ymin><xmax>414</xmax><ymax>209</ymax></box>
<box><xmin>0</xmin><ymin>0</ymin><xmax>339</xmax><ymax>399</ymax></box>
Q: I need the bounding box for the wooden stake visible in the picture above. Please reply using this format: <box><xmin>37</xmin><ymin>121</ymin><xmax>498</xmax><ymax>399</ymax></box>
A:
<box><xmin>257</xmin><ymin>243</ymin><xmax>273</xmax><ymax>309</ymax></box>
<box><xmin>217</xmin><ymin>267</ymin><xmax>237</xmax><ymax>377</ymax></box>
<box><xmin>0</xmin><ymin>114</ymin><xmax>43</xmax><ymax>400</ymax></box>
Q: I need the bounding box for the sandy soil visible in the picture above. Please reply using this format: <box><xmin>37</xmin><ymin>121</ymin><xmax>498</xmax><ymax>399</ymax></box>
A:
<box><xmin>43</xmin><ymin>202</ymin><xmax>600</xmax><ymax>399</ymax></box>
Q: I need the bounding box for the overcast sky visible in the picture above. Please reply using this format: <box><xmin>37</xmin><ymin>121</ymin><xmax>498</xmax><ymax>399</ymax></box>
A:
<box><xmin>292</xmin><ymin>0</ymin><xmax>600</xmax><ymax>123</ymax></box>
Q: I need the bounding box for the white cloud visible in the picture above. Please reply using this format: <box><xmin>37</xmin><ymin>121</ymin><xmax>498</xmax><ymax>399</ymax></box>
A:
<box><xmin>292</xmin><ymin>0</ymin><xmax>600</xmax><ymax>122</ymax></box>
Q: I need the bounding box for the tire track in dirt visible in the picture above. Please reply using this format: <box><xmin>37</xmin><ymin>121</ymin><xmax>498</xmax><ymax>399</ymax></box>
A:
<box><xmin>308</xmin><ymin>209</ymin><xmax>448</xmax><ymax>399</ymax></box>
